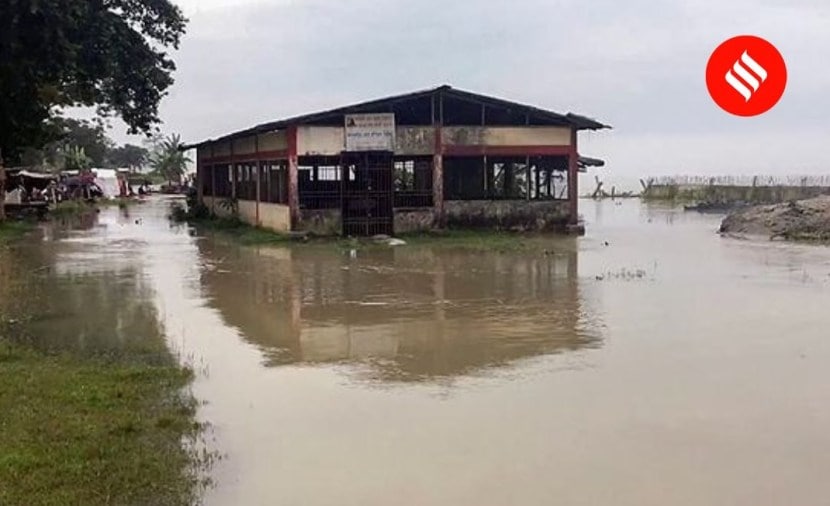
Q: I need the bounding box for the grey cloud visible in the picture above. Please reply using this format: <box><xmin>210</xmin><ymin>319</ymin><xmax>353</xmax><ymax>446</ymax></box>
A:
<box><xmin>107</xmin><ymin>0</ymin><xmax>829</xmax><ymax>175</ymax></box>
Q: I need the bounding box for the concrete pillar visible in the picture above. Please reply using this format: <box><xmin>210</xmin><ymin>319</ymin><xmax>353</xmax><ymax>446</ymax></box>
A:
<box><xmin>432</xmin><ymin>126</ymin><xmax>444</xmax><ymax>226</ymax></box>
<box><xmin>568</xmin><ymin>128</ymin><xmax>579</xmax><ymax>226</ymax></box>
<box><xmin>287</xmin><ymin>126</ymin><xmax>299</xmax><ymax>230</ymax></box>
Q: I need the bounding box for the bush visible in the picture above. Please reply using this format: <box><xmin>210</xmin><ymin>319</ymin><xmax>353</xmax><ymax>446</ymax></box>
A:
<box><xmin>168</xmin><ymin>199</ymin><xmax>211</xmax><ymax>223</ymax></box>
<box><xmin>169</xmin><ymin>203</ymin><xmax>188</xmax><ymax>222</ymax></box>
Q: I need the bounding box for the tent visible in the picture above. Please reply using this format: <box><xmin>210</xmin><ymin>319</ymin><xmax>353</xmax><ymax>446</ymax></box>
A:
<box><xmin>92</xmin><ymin>168</ymin><xmax>121</xmax><ymax>198</ymax></box>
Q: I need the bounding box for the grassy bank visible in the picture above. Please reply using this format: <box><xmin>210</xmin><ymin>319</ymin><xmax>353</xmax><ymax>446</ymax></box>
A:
<box><xmin>180</xmin><ymin>214</ymin><xmax>296</xmax><ymax>246</ymax></box>
<box><xmin>179</xmin><ymin>213</ymin><xmax>565</xmax><ymax>252</ymax></box>
<box><xmin>0</xmin><ymin>220</ymin><xmax>35</xmax><ymax>244</ymax></box>
<box><xmin>0</xmin><ymin>340</ymin><xmax>204</xmax><ymax>506</ymax></box>
<box><xmin>49</xmin><ymin>200</ymin><xmax>100</xmax><ymax>218</ymax></box>
<box><xmin>0</xmin><ymin>222</ymin><xmax>206</xmax><ymax>505</ymax></box>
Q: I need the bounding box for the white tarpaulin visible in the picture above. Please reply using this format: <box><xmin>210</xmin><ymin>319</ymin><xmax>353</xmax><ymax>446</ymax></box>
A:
<box><xmin>18</xmin><ymin>170</ymin><xmax>57</xmax><ymax>180</ymax></box>
<box><xmin>344</xmin><ymin>113</ymin><xmax>395</xmax><ymax>151</ymax></box>
<box><xmin>93</xmin><ymin>168</ymin><xmax>120</xmax><ymax>198</ymax></box>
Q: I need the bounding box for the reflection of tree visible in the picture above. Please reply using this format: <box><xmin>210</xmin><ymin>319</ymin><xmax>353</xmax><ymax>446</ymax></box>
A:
<box><xmin>26</xmin><ymin>270</ymin><xmax>165</xmax><ymax>357</ymax></box>
<box><xmin>0</xmin><ymin>232</ymin><xmax>165</xmax><ymax>358</ymax></box>
<box><xmin>197</xmin><ymin>238</ymin><xmax>602</xmax><ymax>383</ymax></box>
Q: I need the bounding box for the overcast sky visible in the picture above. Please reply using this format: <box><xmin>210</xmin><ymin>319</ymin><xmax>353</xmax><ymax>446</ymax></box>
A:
<box><xmin>109</xmin><ymin>0</ymin><xmax>830</xmax><ymax>177</ymax></box>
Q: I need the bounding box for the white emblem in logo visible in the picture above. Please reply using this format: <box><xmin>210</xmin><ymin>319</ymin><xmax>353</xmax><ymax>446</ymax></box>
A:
<box><xmin>724</xmin><ymin>51</ymin><xmax>768</xmax><ymax>102</ymax></box>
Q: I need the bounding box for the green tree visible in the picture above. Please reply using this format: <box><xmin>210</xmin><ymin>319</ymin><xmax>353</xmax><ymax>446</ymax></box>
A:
<box><xmin>0</xmin><ymin>0</ymin><xmax>187</xmax><ymax>220</ymax></box>
<box><xmin>109</xmin><ymin>144</ymin><xmax>150</xmax><ymax>173</ymax></box>
<box><xmin>63</xmin><ymin>146</ymin><xmax>92</xmax><ymax>172</ymax></box>
<box><xmin>150</xmin><ymin>134</ymin><xmax>191</xmax><ymax>185</ymax></box>
<box><xmin>9</xmin><ymin>118</ymin><xmax>115</xmax><ymax>171</ymax></box>
<box><xmin>59</xmin><ymin>119</ymin><xmax>113</xmax><ymax>168</ymax></box>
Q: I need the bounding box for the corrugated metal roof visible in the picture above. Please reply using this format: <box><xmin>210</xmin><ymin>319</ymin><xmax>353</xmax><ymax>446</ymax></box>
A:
<box><xmin>183</xmin><ymin>85</ymin><xmax>610</xmax><ymax>149</ymax></box>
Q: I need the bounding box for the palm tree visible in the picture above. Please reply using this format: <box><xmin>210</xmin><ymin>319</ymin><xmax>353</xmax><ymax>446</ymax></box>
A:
<box><xmin>150</xmin><ymin>134</ymin><xmax>191</xmax><ymax>185</ymax></box>
<box><xmin>63</xmin><ymin>146</ymin><xmax>91</xmax><ymax>171</ymax></box>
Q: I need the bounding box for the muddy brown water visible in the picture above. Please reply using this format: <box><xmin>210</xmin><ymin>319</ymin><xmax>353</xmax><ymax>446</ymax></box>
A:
<box><xmin>2</xmin><ymin>197</ymin><xmax>830</xmax><ymax>505</ymax></box>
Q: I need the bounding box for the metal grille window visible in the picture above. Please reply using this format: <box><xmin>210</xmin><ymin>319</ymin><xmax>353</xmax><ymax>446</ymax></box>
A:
<box><xmin>393</xmin><ymin>157</ymin><xmax>433</xmax><ymax>208</ymax></box>
<box><xmin>260</xmin><ymin>161</ymin><xmax>287</xmax><ymax>204</ymax></box>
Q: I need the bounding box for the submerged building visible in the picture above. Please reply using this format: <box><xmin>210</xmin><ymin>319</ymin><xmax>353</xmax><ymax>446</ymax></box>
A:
<box><xmin>188</xmin><ymin>85</ymin><xmax>609</xmax><ymax>236</ymax></box>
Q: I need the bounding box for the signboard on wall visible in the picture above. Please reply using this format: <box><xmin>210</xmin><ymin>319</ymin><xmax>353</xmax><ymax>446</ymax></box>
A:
<box><xmin>344</xmin><ymin>113</ymin><xmax>395</xmax><ymax>151</ymax></box>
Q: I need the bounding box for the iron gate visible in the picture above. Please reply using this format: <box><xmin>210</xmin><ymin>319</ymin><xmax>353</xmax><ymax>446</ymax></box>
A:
<box><xmin>341</xmin><ymin>151</ymin><xmax>394</xmax><ymax>236</ymax></box>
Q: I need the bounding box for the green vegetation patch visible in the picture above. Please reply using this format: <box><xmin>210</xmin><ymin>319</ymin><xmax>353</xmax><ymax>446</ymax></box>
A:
<box><xmin>0</xmin><ymin>221</ymin><xmax>35</xmax><ymax>244</ymax></box>
<box><xmin>172</xmin><ymin>202</ymin><xmax>572</xmax><ymax>252</ymax></box>
<box><xmin>0</xmin><ymin>341</ymin><xmax>205</xmax><ymax>506</ymax></box>
<box><xmin>49</xmin><ymin>200</ymin><xmax>100</xmax><ymax>218</ymax></box>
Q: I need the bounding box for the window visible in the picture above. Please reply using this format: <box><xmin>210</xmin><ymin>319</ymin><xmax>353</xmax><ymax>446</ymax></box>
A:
<box><xmin>394</xmin><ymin>157</ymin><xmax>433</xmax><ymax>207</ymax></box>
<box><xmin>488</xmin><ymin>158</ymin><xmax>528</xmax><ymax>200</ymax></box>
<box><xmin>214</xmin><ymin>164</ymin><xmax>232</xmax><ymax>197</ymax></box>
<box><xmin>317</xmin><ymin>165</ymin><xmax>340</xmax><ymax>181</ymax></box>
<box><xmin>444</xmin><ymin>156</ymin><xmax>486</xmax><ymax>200</ymax></box>
<box><xmin>298</xmin><ymin>156</ymin><xmax>340</xmax><ymax>209</ymax></box>
<box><xmin>529</xmin><ymin>156</ymin><xmax>569</xmax><ymax>200</ymax></box>
<box><xmin>261</xmin><ymin>161</ymin><xmax>287</xmax><ymax>203</ymax></box>
<box><xmin>234</xmin><ymin>163</ymin><xmax>257</xmax><ymax>201</ymax></box>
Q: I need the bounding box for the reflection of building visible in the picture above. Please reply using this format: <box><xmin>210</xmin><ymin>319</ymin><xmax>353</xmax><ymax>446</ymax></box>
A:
<box><xmin>197</xmin><ymin>240</ymin><xmax>601</xmax><ymax>382</ymax></box>
<box><xmin>187</xmin><ymin>86</ymin><xmax>609</xmax><ymax>236</ymax></box>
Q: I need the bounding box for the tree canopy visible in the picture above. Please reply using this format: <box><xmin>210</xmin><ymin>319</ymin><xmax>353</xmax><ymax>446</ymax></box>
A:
<box><xmin>55</xmin><ymin>118</ymin><xmax>114</xmax><ymax>168</ymax></box>
<box><xmin>0</xmin><ymin>0</ymin><xmax>188</xmax><ymax>164</ymax></box>
<box><xmin>8</xmin><ymin>118</ymin><xmax>152</xmax><ymax>172</ymax></box>
<box><xmin>109</xmin><ymin>144</ymin><xmax>151</xmax><ymax>172</ymax></box>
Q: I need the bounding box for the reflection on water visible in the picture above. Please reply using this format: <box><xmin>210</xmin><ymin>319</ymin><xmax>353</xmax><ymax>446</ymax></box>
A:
<box><xmin>4</xmin><ymin>198</ymin><xmax>830</xmax><ymax>506</ymax></box>
<box><xmin>0</xmin><ymin>211</ymin><xmax>165</xmax><ymax>357</ymax></box>
<box><xmin>197</xmin><ymin>239</ymin><xmax>601</xmax><ymax>381</ymax></box>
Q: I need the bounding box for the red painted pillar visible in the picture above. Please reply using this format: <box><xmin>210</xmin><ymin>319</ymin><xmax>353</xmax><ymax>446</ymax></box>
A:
<box><xmin>568</xmin><ymin>128</ymin><xmax>579</xmax><ymax>226</ymax></box>
<box><xmin>287</xmin><ymin>126</ymin><xmax>299</xmax><ymax>230</ymax></box>
<box><xmin>433</xmin><ymin>126</ymin><xmax>444</xmax><ymax>226</ymax></box>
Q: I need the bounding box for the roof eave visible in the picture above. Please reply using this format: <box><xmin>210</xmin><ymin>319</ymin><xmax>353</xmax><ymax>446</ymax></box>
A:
<box><xmin>566</xmin><ymin>113</ymin><xmax>612</xmax><ymax>131</ymax></box>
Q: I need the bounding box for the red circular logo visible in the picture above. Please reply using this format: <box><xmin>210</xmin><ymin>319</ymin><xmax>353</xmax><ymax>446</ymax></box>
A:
<box><xmin>706</xmin><ymin>35</ymin><xmax>787</xmax><ymax>116</ymax></box>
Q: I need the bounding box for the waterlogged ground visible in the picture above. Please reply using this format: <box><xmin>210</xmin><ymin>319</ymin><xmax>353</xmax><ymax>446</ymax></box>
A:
<box><xmin>3</xmin><ymin>198</ymin><xmax>830</xmax><ymax>506</ymax></box>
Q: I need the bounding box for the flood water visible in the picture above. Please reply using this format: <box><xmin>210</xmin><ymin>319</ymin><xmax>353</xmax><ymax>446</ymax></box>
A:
<box><xmin>3</xmin><ymin>197</ymin><xmax>830</xmax><ymax>505</ymax></box>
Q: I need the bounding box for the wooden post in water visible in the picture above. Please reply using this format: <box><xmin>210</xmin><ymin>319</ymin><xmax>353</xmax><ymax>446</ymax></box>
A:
<box><xmin>592</xmin><ymin>175</ymin><xmax>604</xmax><ymax>199</ymax></box>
